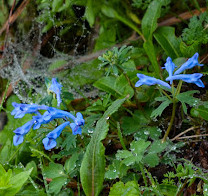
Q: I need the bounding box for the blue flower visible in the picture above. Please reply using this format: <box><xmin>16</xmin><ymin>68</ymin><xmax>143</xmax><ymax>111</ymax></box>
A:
<box><xmin>42</xmin><ymin>107</ymin><xmax>76</xmax><ymax>122</ymax></box>
<box><xmin>135</xmin><ymin>74</ymin><xmax>171</xmax><ymax>89</ymax></box>
<box><xmin>42</xmin><ymin>121</ymin><xmax>70</xmax><ymax>150</ymax></box>
<box><xmin>13</xmin><ymin>119</ymin><xmax>35</xmax><ymax>146</ymax></box>
<box><xmin>70</xmin><ymin>112</ymin><xmax>85</xmax><ymax>135</ymax></box>
<box><xmin>33</xmin><ymin>114</ymin><xmax>46</xmax><ymax>130</ymax></box>
<box><xmin>166</xmin><ymin>73</ymin><xmax>204</xmax><ymax>88</ymax></box>
<box><xmin>49</xmin><ymin>78</ymin><xmax>62</xmax><ymax>107</ymax></box>
<box><xmin>162</xmin><ymin>57</ymin><xmax>176</xmax><ymax>84</ymax></box>
<box><xmin>174</xmin><ymin>53</ymin><xmax>203</xmax><ymax>75</ymax></box>
<box><xmin>11</xmin><ymin>102</ymin><xmax>48</xmax><ymax>118</ymax></box>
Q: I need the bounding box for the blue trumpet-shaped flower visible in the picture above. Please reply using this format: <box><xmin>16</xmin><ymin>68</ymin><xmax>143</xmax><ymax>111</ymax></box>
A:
<box><xmin>166</xmin><ymin>73</ymin><xmax>204</xmax><ymax>88</ymax></box>
<box><xmin>162</xmin><ymin>57</ymin><xmax>176</xmax><ymax>84</ymax></box>
<box><xmin>135</xmin><ymin>74</ymin><xmax>171</xmax><ymax>89</ymax></box>
<box><xmin>42</xmin><ymin>121</ymin><xmax>70</xmax><ymax>150</ymax></box>
<box><xmin>49</xmin><ymin>78</ymin><xmax>62</xmax><ymax>107</ymax></box>
<box><xmin>70</xmin><ymin>112</ymin><xmax>85</xmax><ymax>135</ymax></box>
<box><xmin>13</xmin><ymin>119</ymin><xmax>35</xmax><ymax>146</ymax></box>
<box><xmin>174</xmin><ymin>53</ymin><xmax>203</xmax><ymax>75</ymax></box>
<box><xmin>42</xmin><ymin>107</ymin><xmax>75</xmax><ymax>122</ymax></box>
<box><xmin>11</xmin><ymin>102</ymin><xmax>48</xmax><ymax>119</ymax></box>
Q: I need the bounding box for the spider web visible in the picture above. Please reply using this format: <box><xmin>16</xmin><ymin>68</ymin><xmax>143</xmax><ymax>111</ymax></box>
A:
<box><xmin>0</xmin><ymin>4</ymin><xmax>100</xmax><ymax>103</ymax></box>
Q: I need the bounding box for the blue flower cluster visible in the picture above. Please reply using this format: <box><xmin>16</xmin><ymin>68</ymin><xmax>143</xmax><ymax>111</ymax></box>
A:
<box><xmin>11</xmin><ymin>79</ymin><xmax>85</xmax><ymax>150</ymax></box>
<box><xmin>135</xmin><ymin>53</ymin><xmax>204</xmax><ymax>88</ymax></box>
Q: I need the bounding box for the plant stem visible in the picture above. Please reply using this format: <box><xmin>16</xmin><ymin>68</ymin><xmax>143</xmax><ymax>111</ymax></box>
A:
<box><xmin>8</xmin><ymin>141</ymin><xmax>24</xmax><ymax>162</ymax></box>
<box><xmin>139</xmin><ymin>163</ymin><xmax>148</xmax><ymax>186</ymax></box>
<box><xmin>162</xmin><ymin>101</ymin><xmax>177</xmax><ymax>143</ymax></box>
<box><xmin>117</xmin><ymin>122</ymin><xmax>127</xmax><ymax>150</ymax></box>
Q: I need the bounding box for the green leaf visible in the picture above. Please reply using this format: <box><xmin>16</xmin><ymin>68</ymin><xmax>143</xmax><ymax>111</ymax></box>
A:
<box><xmin>116</xmin><ymin>150</ymin><xmax>133</xmax><ymax>159</ymax></box>
<box><xmin>48</xmin><ymin>59</ymin><xmax>67</xmax><ymax>72</ymax></box>
<box><xmin>122</xmin><ymin>110</ymin><xmax>151</xmax><ymax>135</ymax></box>
<box><xmin>143</xmin><ymin>153</ymin><xmax>159</xmax><ymax>167</ymax></box>
<box><xmin>48</xmin><ymin>176</ymin><xmax>67</xmax><ymax>195</ymax></box>
<box><xmin>94</xmin><ymin>75</ymin><xmax>134</xmax><ymax>99</ymax></box>
<box><xmin>159</xmin><ymin>184</ymin><xmax>178</xmax><ymax>196</ymax></box>
<box><xmin>26</xmin><ymin>161</ymin><xmax>37</xmax><ymax>177</ymax></box>
<box><xmin>44</xmin><ymin>163</ymin><xmax>67</xmax><ymax>179</ymax></box>
<box><xmin>154</xmin><ymin>26</ymin><xmax>182</xmax><ymax>58</ymax></box>
<box><xmin>80</xmin><ymin>98</ymin><xmax>126</xmax><ymax>196</ymax></box>
<box><xmin>204</xmin><ymin>183</ymin><xmax>208</xmax><ymax>196</ymax></box>
<box><xmin>105</xmin><ymin>160</ymin><xmax>128</xmax><ymax>180</ymax></box>
<box><xmin>151</xmin><ymin>97</ymin><xmax>172</xmax><ymax>119</ymax></box>
<box><xmin>148</xmin><ymin>140</ymin><xmax>167</xmax><ymax>154</ymax></box>
<box><xmin>85</xmin><ymin>0</ymin><xmax>95</xmax><ymax>27</ymax></box>
<box><xmin>1</xmin><ymin>168</ymin><xmax>32</xmax><ymax>196</ymax></box>
<box><xmin>176</xmin><ymin>90</ymin><xmax>200</xmax><ymax>114</ymax></box>
<box><xmin>64</xmin><ymin>153</ymin><xmax>79</xmax><ymax>175</ymax></box>
<box><xmin>143</xmin><ymin>39</ymin><xmax>160</xmax><ymax>77</ymax></box>
<box><xmin>116</xmin><ymin>140</ymin><xmax>151</xmax><ymax>166</ymax></box>
<box><xmin>109</xmin><ymin>181</ymin><xmax>140</xmax><ymax>196</ymax></box>
<box><xmin>141</xmin><ymin>0</ymin><xmax>162</xmax><ymax>40</ymax></box>
<box><xmin>52</xmin><ymin>0</ymin><xmax>64</xmax><ymax>12</ymax></box>
<box><xmin>191</xmin><ymin>104</ymin><xmax>208</xmax><ymax>121</ymax></box>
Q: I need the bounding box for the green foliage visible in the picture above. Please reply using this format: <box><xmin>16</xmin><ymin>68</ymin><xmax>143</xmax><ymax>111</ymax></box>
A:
<box><xmin>0</xmin><ymin>164</ymin><xmax>32</xmax><ymax>196</ymax></box>
<box><xmin>93</xmin><ymin>74</ymin><xmax>134</xmax><ymax>99</ymax></box>
<box><xmin>154</xmin><ymin>26</ymin><xmax>182</xmax><ymax>59</ymax></box>
<box><xmin>151</xmin><ymin>96</ymin><xmax>172</xmax><ymax>119</ymax></box>
<box><xmin>116</xmin><ymin>139</ymin><xmax>167</xmax><ymax>168</ymax></box>
<box><xmin>141</xmin><ymin>0</ymin><xmax>162</xmax><ymax>40</ymax></box>
<box><xmin>191</xmin><ymin>102</ymin><xmax>208</xmax><ymax>121</ymax></box>
<box><xmin>98</xmin><ymin>46</ymin><xmax>134</xmax><ymax>76</ymax></box>
<box><xmin>109</xmin><ymin>181</ymin><xmax>140</xmax><ymax>196</ymax></box>
<box><xmin>80</xmin><ymin>97</ymin><xmax>126</xmax><ymax>196</ymax></box>
<box><xmin>44</xmin><ymin>163</ymin><xmax>68</xmax><ymax>194</ymax></box>
<box><xmin>182</xmin><ymin>12</ymin><xmax>208</xmax><ymax>55</ymax></box>
<box><xmin>176</xmin><ymin>90</ymin><xmax>200</xmax><ymax>114</ymax></box>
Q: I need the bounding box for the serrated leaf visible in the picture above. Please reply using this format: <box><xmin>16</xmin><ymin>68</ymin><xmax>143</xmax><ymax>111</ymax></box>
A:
<box><xmin>116</xmin><ymin>150</ymin><xmax>133</xmax><ymax>159</ymax></box>
<box><xmin>151</xmin><ymin>97</ymin><xmax>172</xmax><ymax>119</ymax></box>
<box><xmin>148</xmin><ymin>140</ymin><xmax>167</xmax><ymax>154</ymax></box>
<box><xmin>176</xmin><ymin>90</ymin><xmax>200</xmax><ymax>114</ymax></box>
<box><xmin>80</xmin><ymin>98</ymin><xmax>126</xmax><ymax>196</ymax></box>
<box><xmin>130</xmin><ymin>140</ymin><xmax>151</xmax><ymax>156</ymax></box>
<box><xmin>154</xmin><ymin>26</ymin><xmax>182</xmax><ymax>59</ymax></box>
<box><xmin>143</xmin><ymin>153</ymin><xmax>159</xmax><ymax>167</ymax></box>
<box><xmin>105</xmin><ymin>160</ymin><xmax>128</xmax><ymax>180</ymax></box>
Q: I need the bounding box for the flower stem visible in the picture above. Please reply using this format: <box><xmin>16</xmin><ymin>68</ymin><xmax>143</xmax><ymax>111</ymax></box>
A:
<box><xmin>162</xmin><ymin>101</ymin><xmax>177</xmax><ymax>143</ymax></box>
<box><xmin>117</xmin><ymin>122</ymin><xmax>127</xmax><ymax>150</ymax></box>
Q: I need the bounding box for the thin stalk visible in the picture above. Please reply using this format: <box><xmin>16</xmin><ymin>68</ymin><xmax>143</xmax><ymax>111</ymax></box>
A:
<box><xmin>175</xmin><ymin>80</ymin><xmax>183</xmax><ymax>96</ymax></box>
<box><xmin>162</xmin><ymin>101</ymin><xmax>177</xmax><ymax>143</ymax></box>
<box><xmin>176</xmin><ymin>178</ymin><xmax>188</xmax><ymax>196</ymax></box>
<box><xmin>139</xmin><ymin>163</ymin><xmax>148</xmax><ymax>187</ymax></box>
<box><xmin>117</xmin><ymin>122</ymin><xmax>127</xmax><ymax>150</ymax></box>
<box><xmin>8</xmin><ymin>141</ymin><xmax>24</xmax><ymax>162</ymax></box>
<box><xmin>40</xmin><ymin>158</ymin><xmax>50</xmax><ymax>195</ymax></box>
